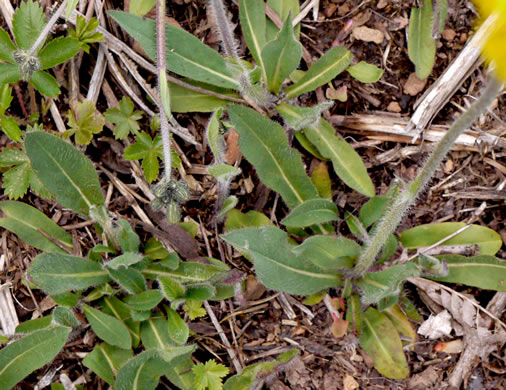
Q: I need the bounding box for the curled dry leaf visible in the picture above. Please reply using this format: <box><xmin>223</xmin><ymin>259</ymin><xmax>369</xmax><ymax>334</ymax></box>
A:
<box><xmin>417</xmin><ymin>310</ymin><xmax>452</xmax><ymax>339</ymax></box>
<box><xmin>351</xmin><ymin>26</ymin><xmax>384</xmax><ymax>44</ymax></box>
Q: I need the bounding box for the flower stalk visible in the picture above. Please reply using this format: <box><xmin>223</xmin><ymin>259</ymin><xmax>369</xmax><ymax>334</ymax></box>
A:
<box><xmin>352</xmin><ymin>76</ymin><xmax>504</xmax><ymax>278</ymax></box>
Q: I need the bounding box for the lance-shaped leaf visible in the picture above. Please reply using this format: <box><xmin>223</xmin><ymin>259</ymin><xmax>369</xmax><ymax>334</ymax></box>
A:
<box><xmin>408</xmin><ymin>0</ymin><xmax>435</xmax><ymax>79</ymax></box>
<box><xmin>311</xmin><ymin>162</ymin><xmax>332</xmax><ymax>199</ymax></box>
<box><xmin>305</xmin><ymin>119</ymin><xmax>375</xmax><ymax>197</ymax></box>
<box><xmin>399</xmin><ymin>222</ymin><xmax>502</xmax><ymax>255</ymax></box>
<box><xmin>222</xmin><ymin>226</ymin><xmax>342</xmax><ymax>295</ymax></box>
<box><xmin>106</xmin><ymin>253</ymin><xmax>144</xmax><ymax>270</ymax></box>
<box><xmin>158</xmin><ymin>276</ymin><xmax>186</xmax><ymax>301</ymax></box>
<box><xmin>359</xmin><ymin>307</ymin><xmax>409</xmax><ymax>379</ymax></box>
<box><xmin>428</xmin><ymin>255</ymin><xmax>506</xmax><ymax>291</ymax></box>
<box><xmin>0</xmin><ymin>326</ymin><xmax>70</xmax><ymax>390</ymax></box>
<box><xmin>346</xmin><ymin>61</ymin><xmax>383</xmax><ymax>83</ymax></box>
<box><xmin>359</xmin><ymin>196</ymin><xmax>388</xmax><ymax>228</ymax></box>
<box><xmin>224</xmin><ymin>350</ymin><xmax>299</xmax><ymax>390</ymax></box>
<box><xmin>281</xmin><ymin>199</ymin><xmax>339</xmax><ymax>228</ymax></box>
<box><xmin>384</xmin><ymin>304</ymin><xmax>417</xmax><ymax>346</ymax></box>
<box><xmin>83</xmin><ymin>305</ymin><xmax>132</xmax><ymax>350</ymax></box>
<box><xmin>115</xmin><ymin>350</ymin><xmax>168</xmax><ymax>390</ymax></box>
<box><xmin>239</xmin><ymin>0</ymin><xmax>267</xmax><ymax>81</ymax></box>
<box><xmin>206</xmin><ymin>109</ymin><xmax>225</xmax><ymax>163</ymax></box>
<box><xmin>15</xmin><ymin>316</ymin><xmax>52</xmax><ymax>334</ymax></box>
<box><xmin>143</xmin><ymin>262</ymin><xmax>224</xmax><ymax>284</ymax></box>
<box><xmin>101</xmin><ymin>296</ymin><xmax>141</xmax><ymax>348</ymax></box>
<box><xmin>0</xmin><ymin>200</ymin><xmax>72</xmax><ymax>253</ymax></box>
<box><xmin>141</xmin><ymin>317</ymin><xmax>171</xmax><ymax>349</ymax></box>
<box><xmin>108</xmin><ymin>11</ymin><xmax>240</xmax><ymax>89</ymax></box>
<box><xmin>12</xmin><ymin>0</ymin><xmax>46</xmax><ymax>51</ymax></box>
<box><xmin>292</xmin><ymin>236</ymin><xmax>359</xmax><ymax>271</ymax></box>
<box><xmin>107</xmin><ymin>267</ymin><xmax>146</xmax><ymax>294</ymax></box>
<box><xmin>266</xmin><ymin>0</ymin><xmax>300</xmax><ymax>40</ymax></box>
<box><xmin>228</xmin><ymin>105</ymin><xmax>318</xmax><ymax>209</ymax></box>
<box><xmin>166</xmin><ymin>307</ymin><xmax>189</xmax><ymax>344</ymax></box>
<box><xmin>83</xmin><ymin>343</ymin><xmax>133</xmax><ymax>386</ymax></box>
<box><xmin>38</xmin><ymin>37</ymin><xmax>81</xmax><ymax>70</ymax></box>
<box><xmin>25</xmin><ymin>132</ymin><xmax>104</xmax><ymax>216</ymax></box>
<box><xmin>345</xmin><ymin>294</ymin><xmax>364</xmax><ymax>335</ymax></box>
<box><xmin>261</xmin><ymin>14</ymin><xmax>302</xmax><ymax>94</ymax></box>
<box><xmin>124</xmin><ymin>290</ymin><xmax>164</xmax><ymax>311</ymax></box>
<box><xmin>117</xmin><ymin>347</ymin><xmax>196</xmax><ymax>390</ymax></box>
<box><xmin>169</xmin><ymin>83</ymin><xmax>236</xmax><ymax>113</ymax></box>
<box><xmin>356</xmin><ymin>263</ymin><xmax>420</xmax><ymax>305</ymax></box>
<box><xmin>284</xmin><ymin>46</ymin><xmax>352</xmax><ymax>99</ymax></box>
<box><xmin>28</xmin><ymin>253</ymin><xmax>109</xmax><ymax>295</ymax></box>
<box><xmin>52</xmin><ymin>306</ymin><xmax>80</xmax><ymax>328</ymax></box>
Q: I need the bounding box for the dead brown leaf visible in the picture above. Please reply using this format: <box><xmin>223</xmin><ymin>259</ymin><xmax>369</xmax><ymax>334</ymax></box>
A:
<box><xmin>352</xmin><ymin>26</ymin><xmax>384</xmax><ymax>44</ymax></box>
<box><xmin>404</xmin><ymin>73</ymin><xmax>428</xmax><ymax>96</ymax></box>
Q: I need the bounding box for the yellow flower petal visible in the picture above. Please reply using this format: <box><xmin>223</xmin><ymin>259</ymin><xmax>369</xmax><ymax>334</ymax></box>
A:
<box><xmin>473</xmin><ymin>0</ymin><xmax>506</xmax><ymax>81</ymax></box>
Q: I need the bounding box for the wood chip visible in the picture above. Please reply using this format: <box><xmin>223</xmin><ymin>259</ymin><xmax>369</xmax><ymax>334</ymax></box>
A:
<box><xmin>404</xmin><ymin>73</ymin><xmax>428</xmax><ymax>96</ymax></box>
<box><xmin>352</xmin><ymin>26</ymin><xmax>384</xmax><ymax>44</ymax></box>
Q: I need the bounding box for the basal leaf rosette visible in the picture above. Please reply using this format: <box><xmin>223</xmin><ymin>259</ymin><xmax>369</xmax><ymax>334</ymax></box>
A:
<box><xmin>473</xmin><ymin>0</ymin><xmax>506</xmax><ymax>82</ymax></box>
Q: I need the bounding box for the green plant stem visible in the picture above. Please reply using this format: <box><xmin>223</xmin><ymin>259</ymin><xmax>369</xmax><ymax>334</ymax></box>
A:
<box><xmin>156</xmin><ymin>0</ymin><xmax>172</xmax><ymax>181</ymax></box>
<box><xmin>28</xmin><ymin>0</ymin><xmax>68</xmax><ymax>56</ymax></box>
<box><xmin>351</xmin><ymin>77</ymin><xmax>504</xmax><ymax>279</ymax></box>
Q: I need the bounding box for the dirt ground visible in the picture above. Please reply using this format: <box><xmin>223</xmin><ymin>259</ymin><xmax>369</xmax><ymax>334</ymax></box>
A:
<box><xmin>1</xmin><ymin>0</ymin><xmax>505</xmax><ymax>389</ymax></box>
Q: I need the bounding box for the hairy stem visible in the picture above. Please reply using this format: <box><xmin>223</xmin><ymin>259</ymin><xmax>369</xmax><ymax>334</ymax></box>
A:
<box><xmin>352</xmin><ymin>77</ymin><xmax>503</xmax><ymax>278</ymax></box>
<box><xmin>207</xmin><ymin>0</ymin><xmax>240</xmax><ymax>61</ymax></box>
<box><xmin>156</xmin><ymin>0</ymin><xmax>172</xmax><ymax>181</ymax></box>
<box><xmin>28</xmin><ymin>0</ymin><xmax>68</xmax><ymax>56</ymax></box>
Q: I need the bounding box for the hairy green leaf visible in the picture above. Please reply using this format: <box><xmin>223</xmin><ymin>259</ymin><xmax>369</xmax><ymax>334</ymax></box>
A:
<box><xmin>12</xmin><ymin>0</ymin><xmax>46</xmax><ymax>51</ymax></box>
<box><xmin>408</xmin><ymin>0</ymin><xmax>436</xmax><ymax>79</ymax></box>
<box><xmin>166</xmin><ymin>307</ymin><xmax>189</xmax><ymax>344</ymax></box>
<box><xmin>83</xmin><ymin>343</ymin><xmax>133</xmax><ymax>385</ymax></box>
<box><xmin>107</xmin><ymin>267</ymin><xmax>146</xmax><ymax>295</ymax></box>
<box><xmin>107</xmin><ymin>253</ymin><xmax>144</xmax><ymax>270</ymax></box>
<box><xmin>52</xmin><ymin>306</ymin><xmax>80</xmax><ymax>328</ymax></box>
<box><xmin>360</xmin><ymin>308</ymin><xmax>409</xmax><ymax>379</ymax></box>
<box><xmin>101</xmin><ymin>296</ymin><xmax>141</xmax><ymax>348</ymax></box>
<box><xmin>266</xmin><ymin>0</ymin><xmax>300</xmax><ymax>40</ymax></box>
<box><xmin>311</xmin><ymin>162</ymin><xmax>332</xmax><ymax>199</ymax></box>
<box><xmin>224</xmin><ymin>350</ymin><xmax>298</xmax><ymax>390</ymax></box>
<box><xmin>224</xmin><ymin>209</ymin><xmax>271</xmax><ymax>231</ymax></box>
<box><xmin>169</xmin><ymin>83</ymin><xmax>234</xmax><ymax>113</ymax></box>
<box><xmin>346</xmin><ymin>61</ymin><xmax>383</xmax><ymax>83</ymax></box>
<box><xmin>1</xmin><ymin>159</ymin><xmax>31</xmax><ymax>199</ymax></box>
<box><xmin>261</xmin><ymin>14</ymin><xmax>301</xmax><ymax>93</ymax></box>
<box><xmin>115</xmin><ymin>350</ymin><xmax>167</xmax><ymax>390</ymax></box>
<box><xmin>38</xmin><ymin>37</ymin><xmax>81</xmax><ymax>70</ymax></box>
<box><xmin>222</xmin><ymin>226</ymin><xmax>341</xmax><ymax>295</ymax></box>
<box><xmin>124</xmin><ymin>290</ymin><xmax>164</xmax><ymax>311</ymax></box>
<box><xmin>304</xmin><ymin>119</ymin><xmax>375</xmax><ymax>197</ymax></box>
<box><xmin>284</xmin><ymin>46</ymin><xmax>352</xmax><ymax>99</ymax></box>
<box><xmin>140</xmin><ymin>317</ymin><xmax>171</xmax><ymax>350</ymax></box>
<box><xmin>356</xmin><ymin>263</ymin><xmax>420</xmax><ymax>305</ymax></box>
<box><xmin>28</xmin><ymin>253</ymin><xmax>109</xmax><ymax>295</ymax></box>
<box><xmin>239</xmin><ymin>0</ymin><xmax>267</xmax><ymax>82</ymax></box>
<box><xmin>281</xmin><ymin>198</ymin><xmax>339</xmax><ymax>227</ymax></box>
<box><xmin>0</xmin><ymin>326</ymin><xmax>70</xmax><ymax>390</ymax></box>
<box><xmin>158</xmin><ymin>276</ymin><xmax>186</xmax><ymax>301</ymax></box>
<box><xmin>292</xmin><ymin>236</ymin><xmax>359</xmax><ymax>271</ymax></box>
<box><xmin>359</xmin><ymin>196</ymin><xmax>388</xmax><ymax>228</ymax></box>
<box><xmin>25</xmin><ymin>132</ymin><xmax>105</xmax><ymax>215</ymax></box>
<box><xmin>15</xmin><ymin>316</ymin><xmax>52</xmax><ymax>334</ymax></box>
<box><xmin>399</xmin><ymin>222</ymin><xmax>503</xmax><ymax>255</ymax></box>
<box><xmin>0</xmin><ymin>200</ymin><xmax>72</xmax><ymax>253</ymax></box>
<box><xmin>83</xmin><ymin>305</ymin><xmax>132</xmax><ymax>349</ymax></box>
<box><xmin>108</xmin><ymin>11</ymin><xmax>239</xmax><ymax>89</ymax></box>
<box><xmin>228</xmin><ymin>105</ymin><xmax>318</xmax><ymax>209</ymax></box>
<box><xmin>143</xmin><ymin>262</ymin><xmax>225</xmax><ymax>284</ymax></box>
<box><xmin>429</xmin><ymin>255</ymin><xmax>506</xmax><ymax>291</ymax></box>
